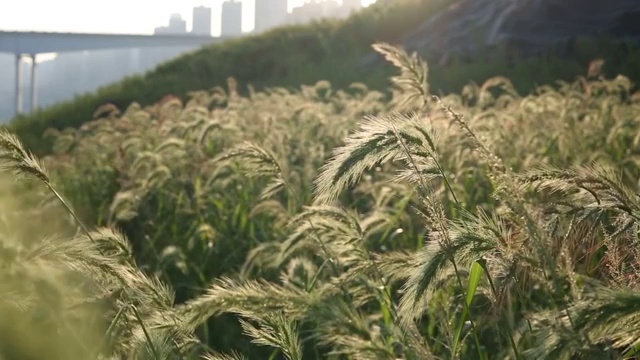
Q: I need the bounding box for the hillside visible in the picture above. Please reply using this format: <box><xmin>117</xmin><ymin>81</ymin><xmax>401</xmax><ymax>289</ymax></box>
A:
<box><xmin>6</xmin><ymin>0</ymin><xmax>640</xmax><ymax>156</ymax></box>
<box><xmin>402</xmin><ymin>0</ymin><xmax>640</xmax><ymax>58</ymax></box>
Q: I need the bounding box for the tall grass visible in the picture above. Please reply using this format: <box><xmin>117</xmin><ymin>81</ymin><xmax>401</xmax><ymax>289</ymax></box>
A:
<box><xmin>2</xmin><ymin>42</ymin><xmax>640</xmax><ymax>359</ymax></box>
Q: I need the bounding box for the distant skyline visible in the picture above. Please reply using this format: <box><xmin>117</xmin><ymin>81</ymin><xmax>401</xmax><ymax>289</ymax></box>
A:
<box><xmin>0</xmin><ymin>0</ymin><xmax>377</xmax><ymax>36</ymax></box>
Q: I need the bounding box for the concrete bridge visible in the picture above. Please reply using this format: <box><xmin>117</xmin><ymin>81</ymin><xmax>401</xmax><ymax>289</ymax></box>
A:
<box><xmin>0</xmin><ymin>31</ymin><xmax>229</xmax><ymax>117</ymax></box>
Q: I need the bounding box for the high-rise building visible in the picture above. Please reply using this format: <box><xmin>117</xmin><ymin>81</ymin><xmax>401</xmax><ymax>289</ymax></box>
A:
<box><xmin>192</xmin><ymin>6</ymin><xmax>212</xmax><ymax>36</ymax></box>
<box><xmin>154</xmin><ymin>13</ymin><xmax>187</xmax><ymax>35</ymax></box>
<box><xmin>221</xmin><ymin>0</ymin><xmax>243</xmax><ymax>36</ymax></box>
<box><xmin>255</xmin><ymin>0</ymin><xmax>288</xmax><ymax>33</ymax></box>
<box><xmin>168</xmin><ymin>13</ymin><xmax>188</xmax><ymax>33</ymax></box>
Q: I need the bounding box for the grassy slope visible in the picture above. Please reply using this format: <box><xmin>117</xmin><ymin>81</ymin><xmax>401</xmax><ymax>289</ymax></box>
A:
<box><xmin>6</xmin><ymin>0</ymin><xmax>640</xmax><ymax>156</ymax></box>
<box><xmin>6</xmin><ymin>0</ymin><xmax>440</xmax><ymax>155</ymax></box>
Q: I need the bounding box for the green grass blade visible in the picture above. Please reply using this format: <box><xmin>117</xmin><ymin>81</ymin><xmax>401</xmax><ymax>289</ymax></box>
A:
<box><xmin>452</xmin><ymin>260</ymin><xmax>484</xmax><ymax>358</ymax></box>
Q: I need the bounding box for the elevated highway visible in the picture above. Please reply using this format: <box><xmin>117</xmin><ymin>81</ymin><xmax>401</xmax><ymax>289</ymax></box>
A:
<box><xmin>0</xmin><ymin>31</ymin><xmax>230</xmax><ymax>117</ymax></box>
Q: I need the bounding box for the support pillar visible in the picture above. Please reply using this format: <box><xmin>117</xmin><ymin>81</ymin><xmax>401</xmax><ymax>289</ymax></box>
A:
<box><xmin>30</xmin><ymin>54</ymin><xmax>38</xmax><ymax>112</ymax></box>
<box><xmin>14</xmin><ymin>54</ymin><xmax>23</xmax><ymax>117</ymax></box>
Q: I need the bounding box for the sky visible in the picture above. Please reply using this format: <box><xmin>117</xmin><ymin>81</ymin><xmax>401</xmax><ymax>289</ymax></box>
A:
<box><xmin>0</xmin><ymin>0</ymin><xmax>377</xmax><ymax>36</ymax></box>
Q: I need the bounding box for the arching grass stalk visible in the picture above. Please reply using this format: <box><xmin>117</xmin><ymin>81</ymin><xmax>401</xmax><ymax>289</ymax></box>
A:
<box><xmin>286</xmin><ymin>175</ymin><xmax>416</xmax><ymax>359</ymax></box>
<box><xmin>378</xmin><ymin>38</ymin><xmax>495</xmax><ymax>353</ymax></box>
<box><xmin>282</xmin><ymin>174</ymin><xmax>348</xmax><ymax>289</ymax></box>
<box><xmin>431</xmin><ymin>98</ymin><xmax>538</xmax><ymax>357</ymax></box>
<box><xmin>391</xmin><ymin>123</ymin><xmax>486</xmax><ymax>360</ymax></box>
<box><xmin>132</xmin><ymin>305</ymin><xmax>162</xmax><ymax>360</ymax></box>
<box><xmin>434</xmin><ymin>95</ymin><xmax>593</xmax><ymax>356</ymax></box>
<box><xmin>104</xmin><ymin>305</ymin><xmax>127</xmax><ymax>349</ymax></box>
<box><xmin>45</xmin><ymin>182</ymin><xmax>95</xmax><ymax>241</ymax></box>
<box><xmin>0</xmin><ymin>129</ymin><xmax>161</xmax><ymax>358</ymax></box>
<box><xmin>281</xmin><ymin>149</ymin><xmax>413</xmax><ymax>356</ymax></box>
<box><xmin>432</xmin><ymin>148</ymin><xmax>523</xmax><ymax>358</ymax></box>
<box><xmin>276</xmin><ymin>161</ymin><xmax>395</xmax><ymax>330</ymax></box>
<box><xmin>413</xmin><ymin>94</ymin><xmax>521</xmax><ymax>357</ymax></box>
<box><xmin>0</xmin><ymin>130</ymin><xmax>96</xmax><ymax>242</ymax></box>
<box><xmin>216</xmin><ymin>143</ymin><xmax>347</xmax><ymax>284</ymax></box>
<box><xmin>477</xmin><ymin>259</ymin><xmax>522</xmax><ymax>360</ymax></box>
<box><xmin>553</xmin><ymin>214</ymin><xmax>595</xmax><ymax>347</ymax></box>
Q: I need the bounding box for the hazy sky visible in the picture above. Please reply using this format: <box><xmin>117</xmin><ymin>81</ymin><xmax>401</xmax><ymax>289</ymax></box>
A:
<box><xmin>0</xmin><ymin>0</ymin><xmax>377</xmax><ymax>36</ymax></box>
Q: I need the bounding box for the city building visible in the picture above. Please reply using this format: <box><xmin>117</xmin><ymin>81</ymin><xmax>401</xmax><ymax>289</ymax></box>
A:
<box><xmin>154</xmin><ymin>13</ymin><xmax>187</xmax><ymax>35</ymax></box>
<box><xmin>255</xmin><ymin>0</ymin><xmax>288</xmax><ymax>33</ymax></box>
<box><xmin>221</xmin><ymin>0</ymin><xmax>243</xmax><ymax>36</ymax></box>
<box><xmin>192</xmin><ymin>6</ymin><xmax>212</xmax><ymax>36</ymax></box>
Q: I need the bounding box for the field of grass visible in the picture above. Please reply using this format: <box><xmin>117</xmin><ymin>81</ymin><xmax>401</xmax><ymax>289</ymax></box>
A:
<box><xmin>6</xmin><ymin>0</ymin><xmax>640</xmax><ymax>158</ymax></box>
<box><xmin>2</xmin><ymin>41</ymin><xmax>640</xmax><ymax>359</ymax></box>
